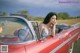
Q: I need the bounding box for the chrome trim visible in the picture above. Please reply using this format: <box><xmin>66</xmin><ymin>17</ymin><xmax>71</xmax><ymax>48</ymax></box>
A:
<box><xmin>50</xmin><ymin>32</ymin><xmax>79</xmax><ymax>53</ymax></box>
<box><xmin>0</xmin><ymin>40</ymin><xmax>36</xmax><ymax>44</ymax></box>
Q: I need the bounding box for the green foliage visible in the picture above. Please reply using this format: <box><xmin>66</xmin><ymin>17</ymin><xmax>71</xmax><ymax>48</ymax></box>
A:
<box><xmin>57</xmin><ymin>12</ymin><xmax>70</xmax><ymax>20</ymax></box>
<box><xmin>31</xmin><ymin>17</ymin><xmax>43</xmax><ymax>21</ymax></box>
<box><xmin>27</xmin><ymin>16</ymin><xmax>43</xmax><ymax>21</ymax></box>
<box><xmin>73</xmin><ymin>40</ymin><xmax>80</xmax><ymax>53</ymax></box>
<box><xmin>77</xmin><ymin>16</ymin><xmax>80</xmax><ymax>18</ymax></box>
<box><xmin>17</xmin><ymin>10</ymin><xmax>28</xmax><ymax>15</ymax></box>
<box><xmin>0</xmin><ymin>12</ymin><xmax>8</xmax><ymax>16</ymax></box>
<box><xmin>0</xmin><ymin>10</ymin><xmax>79</xmax><ymax>20</ymax></box>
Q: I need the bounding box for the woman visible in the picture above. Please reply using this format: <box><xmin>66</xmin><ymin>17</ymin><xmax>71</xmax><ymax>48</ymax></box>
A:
<box><xmin>40</xmin><ymin>12</ymin><xmax>57</xmax><ymax>38</ymax></box>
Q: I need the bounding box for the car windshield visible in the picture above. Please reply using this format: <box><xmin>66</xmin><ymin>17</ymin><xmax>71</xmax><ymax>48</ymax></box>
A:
<box><xmin>0</xmin><ymin>17</ymin><xmax>33</xmax><ymax>44</ymax></box>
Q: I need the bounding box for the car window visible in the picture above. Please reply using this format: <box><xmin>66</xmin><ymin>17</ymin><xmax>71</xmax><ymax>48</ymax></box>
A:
<box><xmin>0</xmin><ymin>17</ymin><xmax>33</xmax><ymax>43</ymax></box>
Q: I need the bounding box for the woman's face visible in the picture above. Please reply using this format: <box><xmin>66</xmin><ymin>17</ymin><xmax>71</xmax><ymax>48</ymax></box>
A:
<box><xmin>50</xmin><ymin>15</ymin><xmax>57</xmax><ymax>24</ymax></box>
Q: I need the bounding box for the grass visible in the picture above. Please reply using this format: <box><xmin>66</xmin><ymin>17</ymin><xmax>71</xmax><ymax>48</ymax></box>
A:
<box><xmin>0</xmin><ymin>22</ymin><xmax>24</xmax><ymax>35</ymax></box>
<box><xmin>73</xmin><ymin>40</ymin><xmax>80</xmax><ymax>53</ymax></box>
<box><xmin>57</xmin><ymin>18</ymin><xmax>80</xmax><ymax>25</ymax></box>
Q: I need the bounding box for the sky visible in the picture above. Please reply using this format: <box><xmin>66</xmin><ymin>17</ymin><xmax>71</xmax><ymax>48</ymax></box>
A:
<box><xmin>0</xmin><ymin>0</ymin><xmax>80</xmax><ymax>17</ymax></box>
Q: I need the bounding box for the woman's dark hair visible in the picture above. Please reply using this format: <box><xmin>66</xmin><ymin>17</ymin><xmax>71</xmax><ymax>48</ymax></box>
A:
<box><xmin>43</xmin><ymin>12</ymin><xmax>57</xmax><ymax>24</ymax></box>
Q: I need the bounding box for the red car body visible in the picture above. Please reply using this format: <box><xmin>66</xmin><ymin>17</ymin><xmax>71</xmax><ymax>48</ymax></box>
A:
<box><xmin>0</xmin><ymin>16</ymin><xmax>80</xmax><ymax>53</ymax></box>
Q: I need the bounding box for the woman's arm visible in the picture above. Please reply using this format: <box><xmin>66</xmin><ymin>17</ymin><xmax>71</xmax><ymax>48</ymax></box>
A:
<box><xmin>52</xmin><ymin>21</ymin><xmax>57</xmax><ymax>37</ymax></box>
<box><xmin>52</xmin><ymin>24</ymin><xmax>56</xmax><ymax>37</ymax></box>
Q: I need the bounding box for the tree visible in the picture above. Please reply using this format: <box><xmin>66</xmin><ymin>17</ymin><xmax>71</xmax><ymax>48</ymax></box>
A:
<box><xmin>0</xmin><ymin>12</ymin><xmax>8</xmax><ymax>16</ymax></box>
<box><xmin>16</xmin><ymin>10</ymin><xmax>29</xmax><ymax>19</ymax></box>
<box><xmin>17</xmin><ymin>10</ymin><xmax>28</xmax><ymax>15</ymax></box>
<box><xmin>57</xmin><ymin>12</ymin><xmax>70</xmax><ymax>19</ymax></box>
<box><xmin>77</xmin><ymin>16</ymin><xmax>80</xmax><ymax>18</ymax></box>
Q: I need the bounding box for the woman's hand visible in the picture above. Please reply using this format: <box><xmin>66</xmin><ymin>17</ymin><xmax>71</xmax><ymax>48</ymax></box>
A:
<box><xmin>52</xmin><ymin>20</ymin><xmax>57</xmax><ymax>37</ymax></box>
<box><xmin>52</xmin><ymin>20</ymin><xmax>57</xmax><ymax>25</ymax></box>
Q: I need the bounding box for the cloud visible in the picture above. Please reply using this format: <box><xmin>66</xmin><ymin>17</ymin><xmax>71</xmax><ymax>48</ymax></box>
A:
<box><xmin>16</xmin><ymin>0</ymin><xmax>80</xmax><ymax>10</ymax></box>
<box><xmin>0</xmin><ymin>0</ymin><xmax>80</xmax><ymax>17</ymax></box>
<box><xmin>1</xmin><ymin>0</ymin><xmax>80</xmax><ymax>9</ymax></box>
<box><xmin>17</xmin><ymin>0</ymin><xmax>58</xmax><ymax>7</ymax></box>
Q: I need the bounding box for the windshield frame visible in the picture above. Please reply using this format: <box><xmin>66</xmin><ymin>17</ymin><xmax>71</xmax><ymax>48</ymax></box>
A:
<box><xmin>0</xmin><ymin>16</ymin><xmax>37</xmax><ymax>44</ymax></box>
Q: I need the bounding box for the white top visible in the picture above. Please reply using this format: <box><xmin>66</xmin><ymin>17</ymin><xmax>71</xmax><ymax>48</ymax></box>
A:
<box><xmin>41</xmin><ymin>24</ymin><xmax>51</xmax><ymax>37</ymax></box>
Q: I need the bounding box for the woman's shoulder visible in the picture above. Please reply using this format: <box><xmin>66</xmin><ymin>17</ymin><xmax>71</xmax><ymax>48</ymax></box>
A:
<box><xmin>40</xmin><ymin>23</ymin><xmax>47</xmax><ymax>30</ymax></box>
<box><xmin>40</xmin><ymin>23</ymin><xmax>46</xmax><ymax>27</ymax></box>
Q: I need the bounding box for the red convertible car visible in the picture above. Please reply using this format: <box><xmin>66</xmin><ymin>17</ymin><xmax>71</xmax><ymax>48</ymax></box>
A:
<box><xmin>0</xmin><ymin>16</ymin><xmax>80</xmax><ymax>53</ymax></box>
